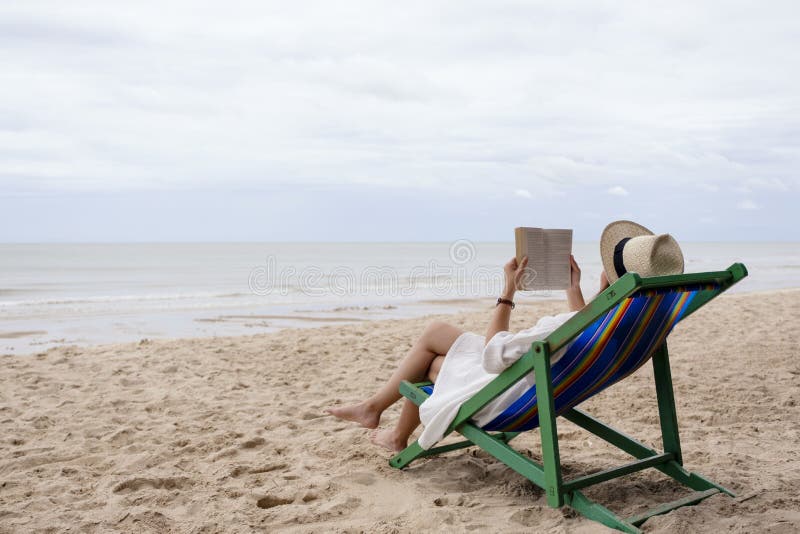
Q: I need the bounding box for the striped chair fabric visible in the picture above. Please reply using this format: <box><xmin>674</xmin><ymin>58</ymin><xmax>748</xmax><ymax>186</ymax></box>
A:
<box><xmin>422</xmin><ymin>283</ymin><xmax>718</xmax><ymax>433</ymax></box>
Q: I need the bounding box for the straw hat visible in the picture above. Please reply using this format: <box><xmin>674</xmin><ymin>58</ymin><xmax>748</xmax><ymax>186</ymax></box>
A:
<box><xmin>600</xmin><ymin>220</ymin><xmax>685</xmax><ymax>283</ymax></box>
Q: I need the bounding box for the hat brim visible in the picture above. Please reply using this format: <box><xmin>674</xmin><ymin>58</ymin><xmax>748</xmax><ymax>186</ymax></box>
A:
<box><xmin>600</xmin><ymin>220</ymin><xmax>654</xmax><ymax>282</ymax></box>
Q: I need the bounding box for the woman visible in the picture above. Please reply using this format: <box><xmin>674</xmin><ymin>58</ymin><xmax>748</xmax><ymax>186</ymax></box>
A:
<box><xmin>327</xmin><ymin>220</ymin><xmax>683</xmax><ymax>453</ymax></box>
<box><xmin>326</xmin><ymin>253</ymin><xmax>609</xmax><ymax>452</ymax></box>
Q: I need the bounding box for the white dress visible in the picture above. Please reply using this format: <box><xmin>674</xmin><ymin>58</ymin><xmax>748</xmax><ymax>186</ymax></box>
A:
<box><xmin>417</xmin><ymin>311</ymin><xmax>577</xmax><ymax>450</ymax></box>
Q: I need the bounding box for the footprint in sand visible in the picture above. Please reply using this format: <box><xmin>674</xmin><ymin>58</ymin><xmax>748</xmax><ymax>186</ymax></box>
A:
<box><xmin>117</xmin><ymin>510</ymin><xmax>173</xmax><ymax>531</ymax></box>
<box><xmin>229</xmin><ymin>463</ymin><xmax>287</xmax><ymax>478</ymax></box>
<box><xmin>113</xmin><ymin>476</ymin><xmax>193</xmax><ymax>493</ymax></box>
<box><xmin>250</xmin><ymin>463</ymin><xmax>287</xmax><ymax>474</ymax></box>
<box><xmin>31</xmin><ymin>415</ymin><xmax>55</xmax><ymax>429</ymax></box>
<box><xmin>256</xmin><ymin>495</ymin><xmax>293</xmax><ymax>509</ymax></box>
<box><xmin>255</xmin><ymin>492</ymin><xmax>337</xmax><ymax>512</ymax></box>
<box><xmin>240</xmin><ymin>437</ymin><xmax>266</xmax><ymax>449</ymax></box>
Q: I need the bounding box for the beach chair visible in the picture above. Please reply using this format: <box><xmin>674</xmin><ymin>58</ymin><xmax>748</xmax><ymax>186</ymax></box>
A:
<box><xmin>390</xmin><ymin>263</ymin><xmax>748</xmax><ymax>533</ymax></box>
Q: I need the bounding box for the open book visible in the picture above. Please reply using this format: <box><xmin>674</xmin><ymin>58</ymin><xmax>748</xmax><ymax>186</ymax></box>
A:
<box><xmin>514</xmin><ymin>227</ymin><xmax>573</xmax><ymax>290</ymax></box>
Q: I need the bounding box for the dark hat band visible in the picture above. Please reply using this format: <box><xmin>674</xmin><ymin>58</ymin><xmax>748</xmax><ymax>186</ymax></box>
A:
<box><xmin>613</xmin><ymin>237</ymin><xmax>631</xmax><ymax>278</ymax></box>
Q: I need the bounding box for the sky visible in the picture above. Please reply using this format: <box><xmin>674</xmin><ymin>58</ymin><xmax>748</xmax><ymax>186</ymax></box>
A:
<box><xmin>1</xmin><ymin>1</ymin><xmax>798</xmax><ymax>242</ymax></box>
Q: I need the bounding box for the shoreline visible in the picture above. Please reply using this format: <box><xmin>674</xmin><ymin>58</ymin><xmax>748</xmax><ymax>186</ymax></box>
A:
<box><xmin>3</xmin><ymin>287</ymin><xmax>798</xmax><ymax>358</ymax></box>
<box><xmin>2</xmin><ymin>297</ymin><xmax>494</xmax><ymax>356</ymax></box>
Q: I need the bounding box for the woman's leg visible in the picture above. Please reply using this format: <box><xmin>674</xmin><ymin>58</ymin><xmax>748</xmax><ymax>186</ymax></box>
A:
<box><xmin>371</xmin><ymin>354</ymin><xmax>446</xmax><ymax>451</ymax></box>
<box><xmin>370</xmin><ymin>398</ymin><xmax>421</xmax><ymax>451</ymax></box>
<box><xmin>372</xmin><ymin>356</ymin><xmax>444</xmax><ymax>452</ymax></box>
<box><xmin>325</xmin><ymin>321</ymin><xmax>463</xmax><ymax>428</ymax></box>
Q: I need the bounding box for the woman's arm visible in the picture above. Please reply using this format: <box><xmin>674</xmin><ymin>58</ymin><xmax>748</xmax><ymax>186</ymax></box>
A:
<box><xmin>566</xmin><ymin>254</ymin><xmax>586</xmax><ymax>312</ymax></box>
<box><xmin>485</xmin><ymin>256</ymin><xmax>528</xmax><ymax>343</ymax></box>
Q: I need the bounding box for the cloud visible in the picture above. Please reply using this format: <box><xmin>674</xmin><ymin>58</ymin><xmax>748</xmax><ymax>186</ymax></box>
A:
<box><xmin>0</xmin><ymin>1</ymin><xmax>798</xmax><ymax>198</ymax></box>
<box><xmin>735</xmin><ymin>178</ymin><xmax>790</xmax><ymax>194</ymax></box>
<box><xmin>737</xmin><ymin>199</ymin><xmax>761</xmax><ymax>211</ymax></box>
<box><xmin>607</xmin><ymin>186</ymin><xmax>630</xmax><ymax>196</ymax></box>
<box><xmin>0</xmin><ymin>17</ymin><xmax>136</xmax><ymax>48</ymax></box>
<box><xmin>514</xmin><ymin>188</ymin><xmax>533</xmax><ymax>198</ymax></box>
<box><xmin>0</xmin><ymin>2</ymin><xmax>798</xmax><ymax>241</ymax></box>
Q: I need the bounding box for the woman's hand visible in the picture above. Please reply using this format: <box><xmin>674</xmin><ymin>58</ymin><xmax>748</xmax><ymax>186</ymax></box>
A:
<box><xmin>569</xmin><ymin>254</ymin><xmax>581</xmax><ymax>290</ymax></box>
<box><xmin>502</xmin><ymin>256</ymin><xmax>528</xmax><ymax>298</ymax></box>
<box><xmin>566</xmin><ymin>254</ymin><xmax>585</xmax><ymax>312</ymax></box>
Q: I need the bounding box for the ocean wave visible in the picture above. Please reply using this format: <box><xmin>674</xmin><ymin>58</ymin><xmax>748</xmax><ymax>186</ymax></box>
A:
<box><xmin>0</xmin><ymin>291</ymin><xmax>256</xmax><ymax>308</ymax></box>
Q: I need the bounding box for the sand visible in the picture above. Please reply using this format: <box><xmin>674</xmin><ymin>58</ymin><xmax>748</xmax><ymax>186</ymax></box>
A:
<box><xmin>1</xmin><ymin>289</ymin><xmax>799</xmax><ymax>533</ymax></box>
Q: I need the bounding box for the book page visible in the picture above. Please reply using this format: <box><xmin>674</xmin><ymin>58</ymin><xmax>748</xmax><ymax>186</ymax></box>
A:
<box><xmin>542</xmin><ymin>229</ymin><xmax>573</xmax><ymax>289</ymax></box>
<box><xmin>515</xmin><ymin>227</ymin><xmax>573</xmax><ymax>290</ymax></box>
<box><xmin>522</xmin><ymin>228</ymin><xmax>545</xmax><ymax>290</ymax></box>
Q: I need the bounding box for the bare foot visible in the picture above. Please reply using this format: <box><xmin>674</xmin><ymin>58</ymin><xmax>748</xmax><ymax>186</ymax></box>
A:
<box><xmin>325</xmin><ymin>402</ymin><xmax>381</xmax><ymax>429</ymax></box>
<box><xmin>370</xmin><ymin>428</ymin><xmax>407</xmax><ymax>452</ymax></box>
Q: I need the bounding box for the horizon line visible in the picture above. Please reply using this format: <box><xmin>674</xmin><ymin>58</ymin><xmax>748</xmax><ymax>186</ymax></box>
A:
<box><xmin>1</xmin><ymin>239</ymin><xmax>798</xmax><ymax>245</ymax></box>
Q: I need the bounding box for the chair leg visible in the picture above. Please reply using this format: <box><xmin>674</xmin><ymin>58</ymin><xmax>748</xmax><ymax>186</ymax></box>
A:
<box><xmin>564</xmin><ymin>407</ymin><xmax>735</xmax><ymax>497</ymax></box>
<box><xmin>652</xmin><ymin>342</ymin><xmax>682</xmax><ymax>464</ymax></box>
<box><xmin>565</xmin><ymin>490</ymin><xmax>642</xmax><ymax>534</ymax></box>
<box><xmin>532</xmin><ymin>341</ymin><xmax>564</xmax><ymax>507</ymax></box>
<box><xmin>389</xmin><ymin>440</ymin><xmax>427</xmax><ymax>469</ymax></box>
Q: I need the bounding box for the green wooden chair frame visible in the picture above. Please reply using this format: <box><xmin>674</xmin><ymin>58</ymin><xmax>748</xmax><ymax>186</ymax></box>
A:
<box><xmin>389</xmin><ymin>263</ymin><xmax>748</xmax><ymax>533</ymax></box>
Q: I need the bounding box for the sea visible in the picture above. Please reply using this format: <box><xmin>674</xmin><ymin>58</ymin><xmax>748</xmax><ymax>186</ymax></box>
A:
<box><xmin>1</xmin><ymin>241</ymin><xmax>797</xmax><ymax>355</ymax></box>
